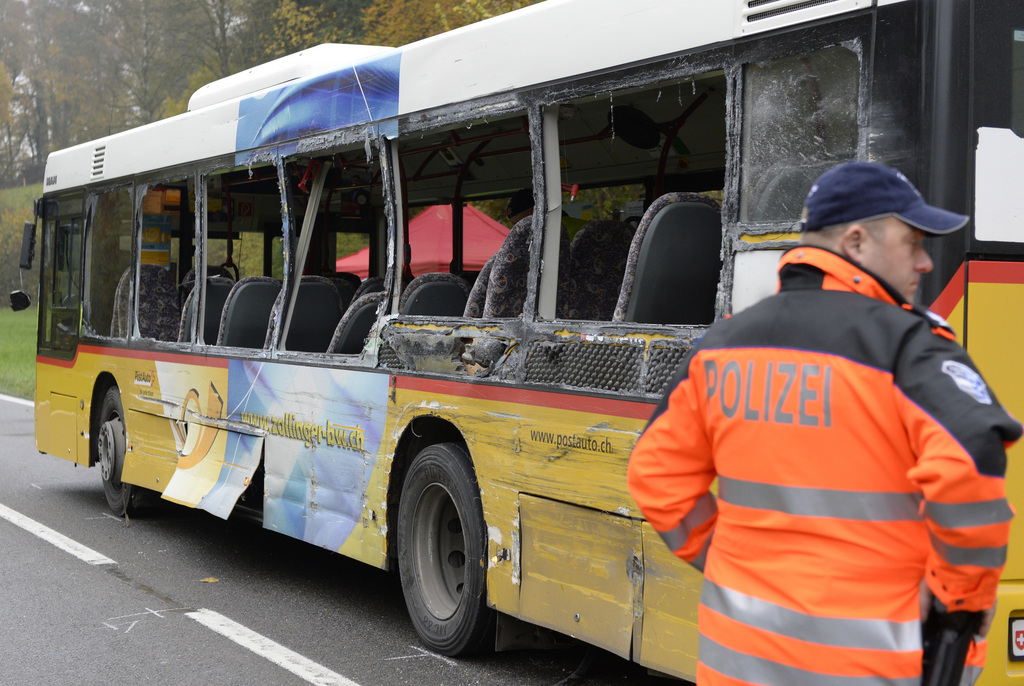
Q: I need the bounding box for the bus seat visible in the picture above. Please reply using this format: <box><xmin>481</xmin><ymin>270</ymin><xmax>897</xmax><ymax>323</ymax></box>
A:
<box><xmin>279</xmin><ymin>275</ymin><xmax>345</xmax><ymax>352</ymax></box>
<box><xmin>181</xmin><ymin>265</ymin><xmax>235</xmax><ymax>291</ymax></box>
<box><xmin>334</xmin><ymin>271</ymin><xmax>362</xmax><ymax>293</ymax></box>
<box><xmin>329</xmin><ymin>291</ymin><xmax>385</xmax><ymax>355</ymax></box>
<box><xmin>463</xmin><ymin>255</ymin><xmax>494</xmax><ymax>318</ymax></box>
<box><xmin>613</xmin><ymin>192</ymin><xmax>722</xmax><ymax>325</ymax></box>
<box><xmin>353</xmin><ymin>276</ymin><xmax>385</xmax><ymax>300</ymax></box>
<box><xmin>138</xmin><ymin>264</ymin><xmax>181</xmax><ymax>342</ymax></box>
<box><xmin>484</xmin><ymin>217</ymin><xmax>532</xmax><ymax>318</ymax></box>
<box><xmin>177</xmin><ymin>277</ymin><xmax>233</xmax><ymax>343</ymax></box>
<box><xmin>216</xmin><ymin>276</ymin><xmax>282</xmax><ymax>348</ymax></box>
<box><xmin>110</xmin><ymin>268</ymin><xmax>132</xmax><ymax>337</ymax></box>
<box><xmin>328</xmin><ymin>278</ymin><xmax>355</xmax><ymax>310</ymax></box>
<box><xmin>484</xmin><ymin>217</ymin><xmax>571</xmax><ymax>318</ymax></box>
<box><xmin>566</xmin><ymin>220</ymin><xmax>634</xmax><ymax>320</ymax></box>
<box><xmin>399</xmin><ymin>273</ymin><xmax>470</xmax><ymax>316</ymax></box>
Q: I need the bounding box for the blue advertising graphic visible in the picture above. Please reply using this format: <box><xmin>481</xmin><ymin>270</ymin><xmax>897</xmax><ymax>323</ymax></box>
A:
<box><xmin>236</xmin><ymin>51</ymin><xmax>402</xmax><ymax>153</ymax></box>
<box><xmin>226</xmin><ymin>360</ymin><xmax>389</xmax><ymax>551</ymax></box>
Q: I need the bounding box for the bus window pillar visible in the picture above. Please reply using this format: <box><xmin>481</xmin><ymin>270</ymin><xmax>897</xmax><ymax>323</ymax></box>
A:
<box><xmin>537</xmin><ymin>105</ymin><xmax>562</xmax><ymax>321</ymax></box>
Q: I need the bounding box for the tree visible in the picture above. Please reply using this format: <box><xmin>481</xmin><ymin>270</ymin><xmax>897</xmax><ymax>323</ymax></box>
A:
<box><xmin>22</xmin><ymin>0</ymin><xmax>122</xmax><ymax>177</ymax></box>
<box><xmin>361</xmin><ymin>0</ymin><xmax>541</xmax><ymax>47</ymax></box>
<box><xmin>437</xmin><ymin>0</ymin><xmax>539</xmax><ymax>30</ymax></box>
<box><xmin>100</xmin><ymin>0</ymin><xmax>202</xmax><ymax>125</ymax></box>
<box><xmin>262</xmin><ymin>0</ymin><xmax>344</xmax><ymax>58</ymax></box>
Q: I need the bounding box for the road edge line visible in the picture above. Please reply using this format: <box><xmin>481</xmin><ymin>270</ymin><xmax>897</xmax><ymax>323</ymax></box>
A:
<box><xmin>0</xmin><ymin>501</ymin><xmax>116</xmax><ymax>565</ymax></box>
<box><xmin>0</xmin><ymin>393</ymin><xmax>33</xmax><ymax>408</ymax></box>
<box><xmin>186</xmin><ymin>608</ymin><xmax>361</xmax><ymax>686</ymax></box>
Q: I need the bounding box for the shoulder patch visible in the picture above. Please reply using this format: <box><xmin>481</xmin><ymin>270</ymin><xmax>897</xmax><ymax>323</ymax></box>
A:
<box><xmin>941</xmin><ymin>360</ymin><xmax>992</xmax><ymax>405</ymax></box>
<box><xmin>926</xmin><ymin>310</ymin><xmax>956</xmax><ymax>336</ymax></box>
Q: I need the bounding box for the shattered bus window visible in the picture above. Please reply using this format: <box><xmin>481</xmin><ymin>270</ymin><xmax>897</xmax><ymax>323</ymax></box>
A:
<box><xmin>740</xmin><ymin>45</ymin><xmax>860</xmax><ymax>224</ymax></box>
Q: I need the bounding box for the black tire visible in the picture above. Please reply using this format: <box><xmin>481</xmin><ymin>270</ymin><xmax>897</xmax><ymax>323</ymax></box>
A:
<box><xmin>96</xmin><ymin>387</ymin><xmax>137</xmax><ymax>517</ymax></box>
<box><xmin>398</xmin><ymin>442</ymin><xmax>495</xmax><ymax>656</ymax></box>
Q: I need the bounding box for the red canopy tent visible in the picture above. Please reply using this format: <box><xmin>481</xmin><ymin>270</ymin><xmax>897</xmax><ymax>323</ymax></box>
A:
<box><xmin>335</xmin><ymin>204</ymin><xmax>509</xmax><ymax>278</ymax></box>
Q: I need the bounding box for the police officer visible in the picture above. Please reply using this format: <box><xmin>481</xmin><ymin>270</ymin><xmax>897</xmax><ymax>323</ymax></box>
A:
<box><xmin>627</xmin><ymin>161</ymin><xmax>1022</xmax><ymax>685</ymax></box>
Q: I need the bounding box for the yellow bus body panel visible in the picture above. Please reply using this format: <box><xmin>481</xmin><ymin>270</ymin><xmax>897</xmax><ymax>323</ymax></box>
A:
<box><xmin>959</xmin><ymin>264</ymin><xmax>1024</xmax><ymax>684</ymax></box>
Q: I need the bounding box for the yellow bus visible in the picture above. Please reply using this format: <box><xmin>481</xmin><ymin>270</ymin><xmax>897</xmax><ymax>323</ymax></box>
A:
<box><xmin>16</xmin><ymin>0</ymin><xmax>1024</xmax><ymax>681</ymax></box>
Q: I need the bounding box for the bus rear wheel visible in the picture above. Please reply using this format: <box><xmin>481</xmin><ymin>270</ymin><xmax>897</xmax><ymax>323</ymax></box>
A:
<box><xmin>96</xmin><ymin>387</ymin><xmax>137</xmax><ymax>517</ymax></box>
<box><xmin>398</xmin><ymin>442</ymin><xmax>494</xmax><ymax>656</ymax></box>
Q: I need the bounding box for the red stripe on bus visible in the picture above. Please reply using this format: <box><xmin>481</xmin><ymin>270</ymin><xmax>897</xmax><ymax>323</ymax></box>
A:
<box><xmin>397</xmin><ymin>375</ymin><xmax>655</xmax><ymax>419</ymax></box>
<box><xmin>38</xmin><ymin>345</ymin><xmax>229</xmax><ymax>369</ymax></box>
<box><xmin>967</xmin><ymin>261</ymin><xmax>1024</xmax><ymax>285</ymax></box>
<box><xmin>36</xmin><ymin>352</ymin><xmax>78</xmax><ymax>369</ymax></box>
<box><xmin>929</xmin><ymin>262</ymin><xmax>964</xmax><ymax>321</ymax></box>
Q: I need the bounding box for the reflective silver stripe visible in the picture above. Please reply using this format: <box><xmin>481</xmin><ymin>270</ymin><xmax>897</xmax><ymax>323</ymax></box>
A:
<box><xmin>960</xmin><ymin>664</ymin><xmax>982</xmax><ymax>686</ymax></box>
<box><xmin>690</xmin><ymin>531</ymin><xmax>713</xmax><ymax>572</ymax></box>
<box><xmin>701</xmin><ymin>579</ymin><xmax>921</xmax><ymax>652</ymax></box>
<box><xmin>657</xmin><ymin>492</ymin><xmax>717</xmax><ymax>551</ymax></box>
<box><xmin>719</xmin><ymin>476</ymin><xmax>923</xmax><ymax>522</ymax></box>
<box><xmin>929</xmin><ymin>531</ymin><xmax>1007</xmax><ymax>568</ymax></box>
<box><xmin>700</xmin><ymin>635</ymin><xmax>920</xmax><ymax>686</ymax></box>
<box><xmin>924</xmin><ymin>499</ymin><xmax>1013</xmax><ymax>528</ymax></box>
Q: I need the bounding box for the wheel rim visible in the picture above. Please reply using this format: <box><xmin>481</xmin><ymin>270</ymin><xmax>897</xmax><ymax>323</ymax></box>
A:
<box><xmin>412</xmin><ymin>483</ymin><xmax>467</xmax><ymax>620</ymax></box>
<box><xmin>98</xmin><ymin>417</ymin><xmax>123</xmax><ymax>485</ymax></box>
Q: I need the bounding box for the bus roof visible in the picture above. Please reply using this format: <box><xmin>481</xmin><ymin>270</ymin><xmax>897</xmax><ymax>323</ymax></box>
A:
<box><xmin>43</xmin><ymin>0</ymin><xmax>879</xmax><ymax>193</ymax></box>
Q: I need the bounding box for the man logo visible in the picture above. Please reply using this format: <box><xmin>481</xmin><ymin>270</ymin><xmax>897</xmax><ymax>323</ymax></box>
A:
<box><xmin>941</xmin><ymin>360</ymin><xmax>992</xmax><ymax>405</ymax></box>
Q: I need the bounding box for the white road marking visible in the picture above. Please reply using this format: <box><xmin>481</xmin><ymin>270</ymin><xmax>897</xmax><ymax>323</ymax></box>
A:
<box><xmin>0</xmin><ymin>500</ymin><xmax>360</xmax><ymax>685</ymax></box>
<box><xmin>186</xmin><ymin>608</ymin><xmax>362</xmax><ymax>686</ymax></box>
<box><xmin>0</xmin><ymin>502</ymin><xmax>116</xmax><ymax>565</ymax></box>
<box><xmin>0</xmin><ymin>393</ymin><xmax>33</xmax><ymax>408</ymax></box>
<box><xmin>384</xmin><ymin>645</ymin><xmax>459</xmax><ymax>667</ymax></box>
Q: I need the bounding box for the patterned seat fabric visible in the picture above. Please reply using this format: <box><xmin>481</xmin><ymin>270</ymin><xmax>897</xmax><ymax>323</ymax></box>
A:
<box><xmin>180</xmin><ymin>265</ymin><xmax>235</xmax><ymax>296</ymax></box>
<box><xmin>566</xmin><ymin>220</ymin><xmax>635</xmax><ymax>321</ymax></box>
<box><xmin>177</xmin><ymin>276</ymin><xmax>234</xmax><ymax>343</ymax></box>
<box><xmin>484</xmin><ymin>218</ymin><xmax>532</xmax><ymax>318</ymax></box>
<box><xmin>216</xmin><ymin>276</ymin><xmax>282</xmax><ymax>348</ymax></box>
<box><xmin>463</xmin><ymin>256</ymin><xmax>494</xmax><ymax>318</ymax></box>
<box><xmin>483</xmin><ymin>218</ymin><xmax>571</xmax><ymax>319</ymax></box>
<box><xmin>352</xmin><ymin>276</ymin><xmax>385</xmax><ymax>300</ymax></box>
<box><xmin>274</xmin><ymin>275</ymin><xmax>344</xmax><ymax>352</ymax></box>
<box><xmin>613</xmin><ymin>192</ymin><xmax>722</xmax><ymax>325</ymax></box>
<box><xmin>329</xmin><ymin>291</ymin><xmax>385</xmax><ymax>355</ymax></box>
<box><xmin>399</xmin><ymin>272</ymin><xmax>470</xmax><ymax>316</ymax></box>
<box><xmin>138</xmin><ymin>264</ymin><xmax>181</xmax><ymax>341</ymax></box>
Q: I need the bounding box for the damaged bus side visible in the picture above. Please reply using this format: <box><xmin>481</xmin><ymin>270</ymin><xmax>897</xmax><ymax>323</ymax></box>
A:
<box><xmin>28</xmin><ymin>0</ymin><xmax>1024</xmax><ymax>681</ymax></box>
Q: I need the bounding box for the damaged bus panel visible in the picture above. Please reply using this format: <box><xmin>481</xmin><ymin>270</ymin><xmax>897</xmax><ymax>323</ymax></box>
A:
<box><xmin>24</xmin><ymin>1</ymin><xmax>1024</xmax><ymax>682</ymax></box>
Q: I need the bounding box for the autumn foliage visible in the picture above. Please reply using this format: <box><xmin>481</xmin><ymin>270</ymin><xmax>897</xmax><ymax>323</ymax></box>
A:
<box><xmin>0</xmin><ymin>0</ymin><xmax>544</xmax><ymax>189</ymax></box>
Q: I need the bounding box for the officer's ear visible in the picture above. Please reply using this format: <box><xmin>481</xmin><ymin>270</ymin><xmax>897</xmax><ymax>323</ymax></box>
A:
<box><xmin>838</xmin><ymin>223</ymin><xmax>870</xmax><ymax>262</ymax></box>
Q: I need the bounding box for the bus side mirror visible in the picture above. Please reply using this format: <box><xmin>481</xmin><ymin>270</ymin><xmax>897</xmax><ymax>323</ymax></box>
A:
<box><xmin>10</xmin><ymin>290</ymin><xmax>30</xmax><ymax>311</ymax></box>
<box><xmin>19</xmin><ymin>221</ymin><xmax>36</xmax><ymax>270</ymax></box>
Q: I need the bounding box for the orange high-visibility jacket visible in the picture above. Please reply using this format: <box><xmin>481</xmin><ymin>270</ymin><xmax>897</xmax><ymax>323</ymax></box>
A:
<box><xmin>628</xmin><ymin>246</ymin><xmax>1021</xmax><ymax>685</ymax></box>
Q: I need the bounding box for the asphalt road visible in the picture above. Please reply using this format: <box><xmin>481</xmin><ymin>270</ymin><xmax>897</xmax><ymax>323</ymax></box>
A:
<box><xmin>0</xmin><ymin>395</ymin><xmax>679</xmax><ymax>686</ymax></box>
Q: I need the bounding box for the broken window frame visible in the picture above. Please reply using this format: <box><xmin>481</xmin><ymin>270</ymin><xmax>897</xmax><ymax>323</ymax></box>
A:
<box><xmin>81</xmin><ymin>183</ymin><xmax>133</xmax><ymax>341</ymax></box>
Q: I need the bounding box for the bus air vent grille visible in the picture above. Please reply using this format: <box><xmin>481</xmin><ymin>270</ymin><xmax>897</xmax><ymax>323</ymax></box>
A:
<box><xmin>646</xmin><ymin>344</ymin><xmax>696</xmax><ymax>396</ymax></box>
<box><xmin>736</xmin><ymin>0</ymin><xmax>866</xmax><ymax>38</ymax></box>
<box><xmin>525</xmin><ymin>340</ymin><xmax>642</xmax><ymax>393</ymax></box>
<box><xmin>746</xmin><ymin>0</ymin><xmax>840</xmax><ymax>22</ymax></box>
<box><xmin>91</xmin><ymin>146</ymin><xmax>106</xmax><ymax>180</ymax></box>
<box><xmin>378</xmin><ymin>341</ymin><xmax>401</xmax><ymax>369</ymax></box>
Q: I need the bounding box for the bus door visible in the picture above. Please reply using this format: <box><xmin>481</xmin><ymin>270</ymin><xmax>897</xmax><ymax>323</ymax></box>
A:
<box><xmin>37</xmin><ymin>194</ymin><xmax>85</xmax><ymax>460</ymax></box>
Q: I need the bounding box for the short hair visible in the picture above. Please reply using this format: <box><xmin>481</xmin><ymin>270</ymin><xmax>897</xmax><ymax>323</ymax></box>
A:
<box><xmin>506</xmin><ymin>189</ymin><xmax>534</xmax><ymax>219</ymax></box>
<box><xmin>799</xmin><ymin>216</ymin><xmax>889</xmax><ymax>248</ymax></box>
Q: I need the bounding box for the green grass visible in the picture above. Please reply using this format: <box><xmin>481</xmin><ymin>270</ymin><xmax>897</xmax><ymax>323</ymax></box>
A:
<box><xmin>0</xmin><ymin>306</ymin><xmax>36</xmax><ymax>399</ymax></box>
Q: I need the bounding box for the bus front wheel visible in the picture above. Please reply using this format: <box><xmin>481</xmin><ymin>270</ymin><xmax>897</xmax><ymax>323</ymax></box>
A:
<box><xmin>97</xmin><ymin>387</ymin><xmax>137</xmax><ymax>517</ymax></box>
<box><xmin>398</xmin><ymin>442</ymin><xmax>494</xmax><ymax>656</ymax></box>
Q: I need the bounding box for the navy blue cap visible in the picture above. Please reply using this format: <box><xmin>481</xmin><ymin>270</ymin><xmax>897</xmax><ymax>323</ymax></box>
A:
<box><xmin>800</xmin><ymin>161</ymin><xmax>969</xmax><ymax>234</ymax></box>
